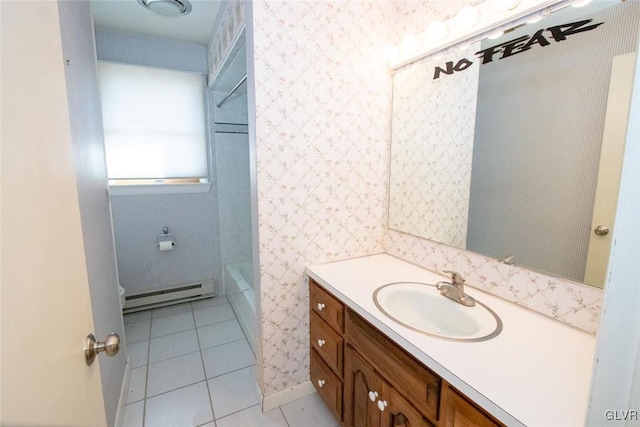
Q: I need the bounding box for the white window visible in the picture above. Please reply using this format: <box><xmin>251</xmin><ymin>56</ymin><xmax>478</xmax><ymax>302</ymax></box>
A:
<box><xmin>98</xmin><ymin>62</ymin><xmax>207</xmax><ymax>184</ymax></box>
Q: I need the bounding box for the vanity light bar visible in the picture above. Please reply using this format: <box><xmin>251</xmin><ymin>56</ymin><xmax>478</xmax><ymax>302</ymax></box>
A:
<box><xmin>389</xmin><ymin>0</ymin><xmax>580</xmax><ymax>71</ymax></box>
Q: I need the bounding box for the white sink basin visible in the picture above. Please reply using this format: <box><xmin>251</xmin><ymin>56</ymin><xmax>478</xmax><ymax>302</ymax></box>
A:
<box><xmin>373</xmin><ymin>282</ymin><xmax>502</xmax><ymax>341</ymax></box>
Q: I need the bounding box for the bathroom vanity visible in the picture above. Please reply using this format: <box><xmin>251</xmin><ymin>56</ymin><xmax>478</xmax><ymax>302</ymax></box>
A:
<box><xmin>305</xmin><ymin>254</ymin><xmax>596</xmax><ymax>426</ymax></box>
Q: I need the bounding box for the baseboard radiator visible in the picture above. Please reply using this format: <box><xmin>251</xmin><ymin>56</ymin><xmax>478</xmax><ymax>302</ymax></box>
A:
<box><xmin>123</xmin><ymin>280</ymin><xmax>215</xmax><ymax>314</ymax></box>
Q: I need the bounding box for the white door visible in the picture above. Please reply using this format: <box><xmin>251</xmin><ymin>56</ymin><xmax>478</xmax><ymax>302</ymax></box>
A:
<box><xmin>584</xmin><ymin>52</ymin><xmax>636</xmax><ymax>287</ymax></box>
<box><xmin>1</xmin><ymin>2</ymin><xmax>108</xmax><ymax>425</ymax></box>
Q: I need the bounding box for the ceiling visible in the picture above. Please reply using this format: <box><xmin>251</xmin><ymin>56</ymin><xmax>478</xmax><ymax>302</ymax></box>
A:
<box><xmin>90</xmin><ymin>0</ymin><xmax>224</xmax><ymax>45</ymax></box>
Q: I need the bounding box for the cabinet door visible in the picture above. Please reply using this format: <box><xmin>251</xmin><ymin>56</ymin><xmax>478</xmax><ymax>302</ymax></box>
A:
<box><xmin>441</xmin><ymin>385</ymin><xmax>501</xmax><ymax>427</ymax></box>
<box><xmin>344</xmin><ymin>346</ymin><xmax>384</xmax><ymax>427</ymax></box>
<box><xmin>346</xmin><ymin>310</ymin><xmax>441</xmax><ymax>420</ymax></box>
<box><xmin>381</xmin><ymin>385</ymin><xmax>434</xmax><ymax>427</ymax></box>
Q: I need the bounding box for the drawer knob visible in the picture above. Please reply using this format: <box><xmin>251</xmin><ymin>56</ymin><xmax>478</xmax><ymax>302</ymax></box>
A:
<box><xmin>377</xmin><ymin>399</ymin><xmax>388</xmax><ymax>412</ymax></box>
<box><xmin>317</xmin><ymin>339</ymin><xmax>326</xmax><ymax>347</ymax></box>
<box><xmin>368</xmin><ymin>390</ymin><xmax>379</xmax><ymax>402</ymax></box>
<box><xmin>317</xmin><ymin>379</ymin><xmax>326</xmax><ymax>388</ymax></box>
<box><xmin>317</xmin><ymin>303</ymin><xmax>326</xmax><ymax>311</ymax></box>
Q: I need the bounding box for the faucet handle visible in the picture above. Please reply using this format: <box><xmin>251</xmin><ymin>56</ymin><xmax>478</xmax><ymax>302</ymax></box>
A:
<box><xmin>443</xmin><ymin>270</ymin><xmax>465</xmax><ymax>286</ymax></box>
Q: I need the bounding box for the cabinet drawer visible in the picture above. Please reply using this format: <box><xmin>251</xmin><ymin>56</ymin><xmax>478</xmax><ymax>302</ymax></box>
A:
<box><xmin>346</xmin><ymin>309</ymin><xmax>441</xmax><ymax>423</ymax></box>
<box><xmin>311</xmin><ymin>349</ymin><xmax>343</xmax><ymax>422</ymax></box>
<box><xmin>311</xmin><ymin>310</ymin><xmax>344</xmax><ymax>376</ymax></box>
<box><xmin>310</xmin><ymin>280</ymin><xmax>344</xmax><ymax>333</ymax></box>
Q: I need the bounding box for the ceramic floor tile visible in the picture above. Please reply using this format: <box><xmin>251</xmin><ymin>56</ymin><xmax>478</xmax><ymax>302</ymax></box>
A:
<box><xmin>146</xmin><ymin>352</ymin><xmax>205</xmax><ymax>397</ymax></box>
<box><xmin>216</xmin><ymin>404</ymin><xmax>288</xmax><ymax>427</ymax></box>
<box><xmin>194</xmin><ymin>303</ymin><xmax>236</xmax><ymax>327</ymax></box>
<box><xmin>126</xmin><ymin>340</ymin><xmax>149</xmax><ymax>368</ymax></box>
<box><xmin>201</xmin><ymin>339</ymin><xmax>255</xmax><ymax>379</ymax></box>
<box><xmin>118</xmin><ymin>298</ymin><xmax>257</xmax><ymax>426</ymax></box>
<box><xmin>151</xmin><ymin>302</ymin><xmax>193</xmax><ymax>319</ymax></box>
<box><xmin>123</xmin><ymin>310</ymin><xmax>151</xmax><ymax>325</ymax></box>
<box><xmin>145</xmin><ymin>381</ymin><xmax>214</xmax><ymax>427</ymax></box>
<box><xmin>121</xmin><ymin>401</ymin><xmax>144</xmax><ymax>427</ymax></box>
<box><xmin>125</xmin><ymin>320</ymin><xmax>151</xmax><ymax>344</ymax></box>
<box><xmin>280</xmin><ymin>393</ymin><xmax>340</xmax><ymax>427</ymax></box>
<box><xmin>150</xmin><ymin>311</ymin><xmax>195</xmax><ymax>338</ymax></box>
<box><xmin>192</xmin><ymin>295</ymin><xmax>228</xmax><ymax>310</ymax></box>
<box><xmin>127</xmin><ymin>366</ymin><xmax>147</xmax><ymax>404</ymax></box>
<box><xmin>197</xmin><ymin>319</ymin><xmax>244</xmax><ymax>350</ymax></box>
<box><xmin>149</xmin><ymin>329</ymin><xmax>199</xmax><ymax>363</ymax></box>
<box><xmin>208</xmin><ymin>366</ymin><xmax>260</xmax><ymax>419</ymax></box>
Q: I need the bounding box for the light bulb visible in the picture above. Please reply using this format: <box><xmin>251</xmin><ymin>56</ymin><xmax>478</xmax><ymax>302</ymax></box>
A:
<box><xmin>427</xmin><ymin>21</ymin><xmax>449</xmax><ymax>41</ymax></box>
<box><xmin>456</xmin><ymin>6</ymin><xmax>481</xmax><ymax>29</ymax></box>
<box><xmin>572</xmin><ymin>0</ymin><xmax>592</xmax><ymax>7</ymax></box>
<box><xmin>492</xmin><ymin>0</ymin><xmax>521</xmax><ymax>11</ymax></box>
<box><xmin>401</xmin><ymin>34</ymin><xmax>420</xmax><ymax>54</ymax></box>
<box><xmin>384</xmin><ymin>46</ymin><xmax>399</xmax><ymax>63</ymax></box>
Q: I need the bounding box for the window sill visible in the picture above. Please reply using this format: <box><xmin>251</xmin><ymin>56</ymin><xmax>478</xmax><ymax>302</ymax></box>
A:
<box><xmin>109</xmin><ymin>183</ymin><xmax>211</xmax><ymax>197</ymax></box>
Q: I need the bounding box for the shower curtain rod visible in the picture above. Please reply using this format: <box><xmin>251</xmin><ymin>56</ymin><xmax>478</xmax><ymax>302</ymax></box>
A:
<box><xmin>216</xmin><ymin>74</ymin><xmax>248</xmax><ymax>108</ymax></box>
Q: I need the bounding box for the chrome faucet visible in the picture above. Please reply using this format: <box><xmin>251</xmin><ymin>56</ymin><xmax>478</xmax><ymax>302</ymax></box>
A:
<box><xmin>436</xmin><ymin>270</ymin><xmax>476</xmax><ymax>307</ymax></box>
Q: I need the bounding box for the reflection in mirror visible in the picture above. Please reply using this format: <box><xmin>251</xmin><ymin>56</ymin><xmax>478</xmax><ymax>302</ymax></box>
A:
<box><xmin>388</xmin><ymin>1</ymin><xmax>639</xmax><ymax>288</ymax></box>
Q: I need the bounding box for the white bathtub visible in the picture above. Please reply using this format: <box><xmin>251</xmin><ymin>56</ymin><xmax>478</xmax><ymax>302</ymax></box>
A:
<box><xmin>225</xmin><ymin>261</ymin><xmax>257</xmax><ymax>355</ymax></box>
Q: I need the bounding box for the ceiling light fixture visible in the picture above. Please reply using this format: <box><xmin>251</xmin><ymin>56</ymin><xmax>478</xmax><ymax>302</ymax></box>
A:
<box><xmin>456</xmin><ymin>6</ymin><xmax>482</xmax><ymax>29</ymax></box>
<box><xmin>492</xmin><ymin>0</ymin><xmax>521</xmax><ymax>11</ymax></box>
<box><xmin>427</xmin><ymin>21</ymin><xmax>450</xmax><ymax>41</ymax></box>
<box><xmin>401</xmin><ymin>35</ymin><xmax>420</xmax><ymax>54</ymax></box>
<box><xmin>387</xmin><ymin>0</ymin><xmax>582</xmax><ymax>68</ymax></box>
<box><xmin>137</xmin><ymin>0</ymin><xmax>192</xmax><ymax>17</ymax></box>
<box><xmin>384</xmin><ymin>46</ymin><xmax>400</xmax><ymax>63</ymax></box>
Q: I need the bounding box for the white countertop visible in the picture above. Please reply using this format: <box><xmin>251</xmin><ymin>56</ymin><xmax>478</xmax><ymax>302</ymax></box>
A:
<box><xmin>305</xmin><ymin>253</ymin><xmax>596</xmax><ymax>427</ymax></box>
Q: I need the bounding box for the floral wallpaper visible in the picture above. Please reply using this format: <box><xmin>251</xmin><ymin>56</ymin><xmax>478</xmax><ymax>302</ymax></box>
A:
<box><xmin>251</xmin><ymin>0</ymin><xmax>396</xmax><ymax>396</ymax></box>
<box><xmin>249</xmin><ymin>0</ymin><xmax>603</xmax><ymax>399</ymax></box>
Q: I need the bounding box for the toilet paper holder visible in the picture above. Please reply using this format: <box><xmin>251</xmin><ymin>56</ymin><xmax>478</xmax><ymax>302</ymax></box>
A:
<box><xmin>157</xmin><ymin>226</ymin><xmax>176</xmax><ymax>248</ymax></box>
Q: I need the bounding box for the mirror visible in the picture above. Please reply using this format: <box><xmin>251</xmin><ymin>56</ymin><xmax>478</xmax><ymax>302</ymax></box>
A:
<box><xmin>389</xmin><ymin>0</ymin><xmax>639</xmax><ymax>287</ymax></box>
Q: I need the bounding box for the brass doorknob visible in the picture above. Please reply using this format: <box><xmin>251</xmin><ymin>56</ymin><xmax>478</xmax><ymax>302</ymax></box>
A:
<box><xmin>85</xmin><ymin>333</ymin><xmax>120</xmax><ymax>366</ymax></box>
<box><xmin>594</xmin><ymin>225</ymin><xmax>610</xmax><ymax>236</ymax></box>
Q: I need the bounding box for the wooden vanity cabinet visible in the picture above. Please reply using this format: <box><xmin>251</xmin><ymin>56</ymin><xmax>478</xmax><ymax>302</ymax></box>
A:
<box><xmin>344</xmin><ymin>346</ymin><xmax>384</xmax><ymax>427</ymax></box>
<box><xmin>311</xmin><ymin>310</ymin><xmax>343</xmax><ymax>374</ymax></box>
<box><xmin>311</xmin><ymin>348</ymin><xmax>343</xmax><ymax>421</ymax></box>
<box><xmin>344</xmin><ymin>345</ymin><xmax>433</xmax><ymax>427</ymax></box>
<box><xmin>310</xmin><ymin>280</ymin><xmax>344</xmax><ymax>332</ymax></box>
<box><xmin>310</xmin><ymin>279</ymin><xmax>345</xmax><ymax>422</ymax></box>
<box><xmin>440</xmin><ymin>384</ymin><xmax>502</xmax><ymax>427</ymax></box>
<box><xmin>309</xmin><ymin>279</ymin><xmax>504</xmax><ymax>427</ymax></box>
<box><xmin>344</xmin><ymin>309</ymin><xmax>439</xmax><ymax>427</ymax></box>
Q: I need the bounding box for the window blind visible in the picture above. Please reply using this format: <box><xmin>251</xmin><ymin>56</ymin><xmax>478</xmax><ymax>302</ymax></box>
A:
<box><xmin>98</xmin><ymin>62</ymin><xmax>207</xmax><ymax>180</ymax></box>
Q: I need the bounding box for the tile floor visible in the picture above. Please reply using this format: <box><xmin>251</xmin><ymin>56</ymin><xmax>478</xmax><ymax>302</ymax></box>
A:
<box><xmin>122</xmin><ymin>296</ymin><xmax>339</xmax><ymax>427</ymax></box>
